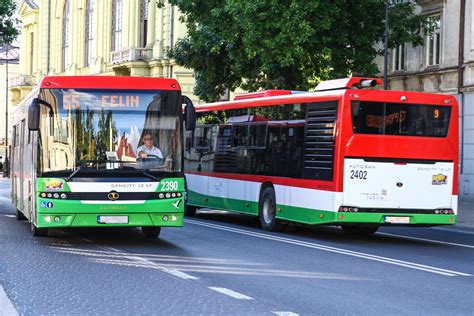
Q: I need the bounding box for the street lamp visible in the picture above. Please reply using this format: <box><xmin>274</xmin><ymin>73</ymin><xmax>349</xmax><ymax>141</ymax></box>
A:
<box><xmin>0</xmin><ymin>33</ymin><xmax>10</xmax><ymax>178</ymax></box>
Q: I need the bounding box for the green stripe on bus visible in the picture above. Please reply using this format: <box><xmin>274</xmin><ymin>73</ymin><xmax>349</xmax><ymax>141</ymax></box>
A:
<box><xmin>188</xmin><ymin>190</ymin><xmax>456</xmax><ymax>226</ymax></box>
<box><xmin>337</xmin><ymin>212</ymin><xmax>456</xmax><ymax>225</ymax></box>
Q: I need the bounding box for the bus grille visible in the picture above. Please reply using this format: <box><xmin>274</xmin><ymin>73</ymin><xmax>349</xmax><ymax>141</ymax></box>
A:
<box><xmin>302</xmin><ymin>101</ymin><xmax>338</xmax><ymax>181</ymax></box>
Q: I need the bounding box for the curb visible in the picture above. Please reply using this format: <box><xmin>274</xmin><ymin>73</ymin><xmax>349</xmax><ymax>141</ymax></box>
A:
<box><xmin>0</xmin><ymin>284</ymin><xmax>18</xmax><ymax>316</ymax></box>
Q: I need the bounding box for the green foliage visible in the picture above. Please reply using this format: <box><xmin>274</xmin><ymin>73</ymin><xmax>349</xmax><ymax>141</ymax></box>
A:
<box><xmin>169</xmin><ymin>0</ymin><xmax>429</xmax><ymax>102</ymax></box>
<box><xmin>0</xmin><ymin>0</ymin><xmax>19</xmax><ymax>44</ymax></box>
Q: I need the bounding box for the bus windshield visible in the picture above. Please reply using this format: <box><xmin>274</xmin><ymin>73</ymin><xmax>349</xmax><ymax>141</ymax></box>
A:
<box><xmin>37</xmin><ymin>88</ymin><xmax>182</xmax><ymax>176</ymax></box>
<box><xmin>351</xmin><ymin>101</ymin><xmax>451</xmax><ymax>137</ymax></box>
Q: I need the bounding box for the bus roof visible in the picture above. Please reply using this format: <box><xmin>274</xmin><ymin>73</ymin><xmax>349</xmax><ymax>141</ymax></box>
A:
<box><xmin>195</xmin><ymin>87</ymin><xmax>458</xmax><ymax>113</ymax></box>
<box><xmin>39</xmin><ymin>76</ymin><xmax>181</xmax><ymax>91</ymax></box>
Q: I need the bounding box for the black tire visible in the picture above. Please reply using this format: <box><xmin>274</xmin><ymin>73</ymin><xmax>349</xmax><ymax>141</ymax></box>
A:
<box><xmin>16</xmin><ymin>208</ymin><xmax>27</xmax><ymax>220</ymax></box>
<box><xmin>31</xmin><ymin>222</ymin><xmax>48</xmax><ymax>237</ymax></box>
<box><xmin>259</xmin><ymin>186</ymin><xmax>285</xmax><ymax>232</ymax></box>
<box><xmin>341</xmin><ymin>225</ymin><xmax>378</xmax><ymax>236</ymax></box>
<box><xmin>184</xmin><ymin>205</ymin><xmax>197</xmax><ymax>217</ymax></box>
<box><xmin>142</xmin><ymin>226</ymin><xmax>161</xmax><ymax>238</ymax></box>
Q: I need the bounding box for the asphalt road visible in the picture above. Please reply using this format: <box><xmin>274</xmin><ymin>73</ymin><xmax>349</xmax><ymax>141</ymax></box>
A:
<box><xmin>0</xmin><ymin>179</ymin><xmax>473</xmax><ymax>315</ymax></box>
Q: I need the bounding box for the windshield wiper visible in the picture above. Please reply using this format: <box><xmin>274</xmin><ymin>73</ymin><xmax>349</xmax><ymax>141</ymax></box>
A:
<box><xmin>65</xmin><ymin>160</ymin><xmax>103</xmax><ymax>181</ymax></box>
<box><xmin>139</xmin><ymin>171</ymin><xmax>160</xmax><ymax>181</ymax></box>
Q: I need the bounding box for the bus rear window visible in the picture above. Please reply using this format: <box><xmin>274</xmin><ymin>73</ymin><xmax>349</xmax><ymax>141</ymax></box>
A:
<box><xmin>351</xmin><ymin>101</ymin><xmax>451</xmax><ymax>137</ymax></box>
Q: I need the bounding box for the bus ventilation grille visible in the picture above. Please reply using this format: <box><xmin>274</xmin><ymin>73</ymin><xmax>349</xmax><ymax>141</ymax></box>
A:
<box><xmin>302</xmin><ymin>101</ymin><xmax>338</xmax><ymax>181</ymax></box>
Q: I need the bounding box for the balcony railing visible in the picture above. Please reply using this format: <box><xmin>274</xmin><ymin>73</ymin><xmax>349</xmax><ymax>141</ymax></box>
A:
<box><xmin>9</xmin><ymin>74</ymin><xmax>33</xmax><ymax>88</ymax></box>
<box><xmin>110</xmin><ymin>47</ymin><xmax>152</xmax><ymax>65</ymax></box>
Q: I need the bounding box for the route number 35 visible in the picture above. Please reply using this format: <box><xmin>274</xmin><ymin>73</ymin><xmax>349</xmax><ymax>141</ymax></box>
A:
<box><xmin>350</xmin><ymin>170</ymin><xmax>367</xmax><ymax>180</ymax></box>
<box><xmin>160</xmin><ymin>181</ymin><xmax>179</xmax><ymax>191</ymax></box>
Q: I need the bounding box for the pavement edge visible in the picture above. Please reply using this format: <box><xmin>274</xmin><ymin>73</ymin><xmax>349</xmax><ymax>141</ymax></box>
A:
<box><xmin>0</xmin><ymin>283</ymin><xmax>18</xmax><ymax>316</ymax></box>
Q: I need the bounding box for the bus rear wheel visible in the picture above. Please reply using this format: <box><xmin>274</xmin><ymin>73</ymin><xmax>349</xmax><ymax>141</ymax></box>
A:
<box><xmin>142</xmin><ymin>226</ymin><xmax>161</xmax><ymax>238</ymax></box>
<box><xmin>30</xmin><ymin>222</ymin><xmax>48</xmax><ymax>237</ymax></box>
<box><xmin>341</xmin><ymin>225</ymin><xmax>378</xmax><ymax>236</ymax></box>
<box><xmin>259</xmin><ymin>186</ymin><xmax>285</xmax><ymax>232</ymax></box>
<box><xmin>16</xmin><ymin>208</ymin><xmax>27</xmax><ymax>220</ymax></box>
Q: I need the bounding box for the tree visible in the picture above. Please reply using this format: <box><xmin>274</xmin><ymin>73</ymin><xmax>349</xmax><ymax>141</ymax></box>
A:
<box><xmin>0</xmin><ymin>0</ymin><xmax>19</xmax><ymax>44</ymax></box>
<box><xmin>169</xmin><ymin>0</ymin><xmax>429</xmax><ymax>102</ymax></box>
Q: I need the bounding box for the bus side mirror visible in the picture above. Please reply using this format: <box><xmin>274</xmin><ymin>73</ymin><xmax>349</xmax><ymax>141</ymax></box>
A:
<box><xmin>28</xmin><ymin>98</ymin><xmax>40</xmax><ymax>131</ymax></box>
<box><xmin>183</xmin><ymin>95</ymin><xmax>196</xmax><ymax>131</ymax></box>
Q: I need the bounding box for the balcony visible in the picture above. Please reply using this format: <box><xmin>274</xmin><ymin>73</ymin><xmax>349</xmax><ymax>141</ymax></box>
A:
<box><xmin>9</xmin><ymin>74</ymin><xmax>33</xmax><ymax>88</ymax></box>
<box><xmin>110</xmin><ymin>47</ymin><xmax>152</xmax><ymax>65</ymax></box>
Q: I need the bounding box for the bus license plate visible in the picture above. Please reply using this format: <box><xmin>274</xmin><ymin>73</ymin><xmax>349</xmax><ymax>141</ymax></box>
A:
<box><xmin>98</xmin><ymin>216</ymin><xmax>128</xmax><ymax>224</ymax></box>
<box><xmin>384</xmin><ymin>216</ymin><xmax>410</xmax><ymax>224</ymax></box>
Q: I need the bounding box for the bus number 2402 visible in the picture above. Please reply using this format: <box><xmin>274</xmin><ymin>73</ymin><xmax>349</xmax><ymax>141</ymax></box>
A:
<box><xmin>160</xmin><ymin>181</ymin><xmax>179</xmax><ymax>191</ymax></box>
<box><xmin>350</xmin><ymin>170</ymin><xmax>367</xmax><ymax>180</ymax></box>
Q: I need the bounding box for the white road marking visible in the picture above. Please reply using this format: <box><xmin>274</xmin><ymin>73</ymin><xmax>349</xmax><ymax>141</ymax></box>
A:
<box><xmin>377</xmin><ymin>232</ymin><xmax>474</xmax><ymax>249</ymax></box>
<box><xmin>208</xmin><ymin>287</ymin><xmax>254</xmax><ymax>300</ymax></box>
<box><xmin>432</xmin><ymin>226</ymin><xmax>474</xmax><ymax>235</ymax></box>
<box><xmin>163</xmin><ymin>268</ymin><xmax>199</xmax><ymax>280</ymax></box>
<box><xmin>272</xmin><ymin>312</ymin><xmax>300</xmax><ymax>316</ymax></box>
<box><xmin>0</xmin><ymin>283</ymin><xmax>18</xmax><ymax>316</ymax></box>
<box><xmin>93</xmin><ymin>244</ymin><xmax>199</xmax><ymax>280</ymax></box>
<box><xmin>186</xmin><ymin>219</ymin><xmax>471</xmax><ymax>277</ymax></box>
<box><xmin>4</xmin><ymin>215</ymin><xmax>15</xmax><ymax>218</ymax></box>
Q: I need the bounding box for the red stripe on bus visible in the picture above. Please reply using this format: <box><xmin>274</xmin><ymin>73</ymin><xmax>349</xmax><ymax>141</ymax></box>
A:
<box><xmin>185</xmin><ymin>171</ymin><xmax>338</xmax><ymax>192</ymax></box>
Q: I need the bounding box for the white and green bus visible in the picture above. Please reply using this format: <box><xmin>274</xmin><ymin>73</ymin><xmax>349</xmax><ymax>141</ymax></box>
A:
<box><xmin>11</xmin><ymin>76</ymin><xmax>195</xmax><ymax>237</ymax></box>
<box><xmin>184</xmin><ymin>77</ymin><xmax>459</xmax><ymax>235</ymax></box>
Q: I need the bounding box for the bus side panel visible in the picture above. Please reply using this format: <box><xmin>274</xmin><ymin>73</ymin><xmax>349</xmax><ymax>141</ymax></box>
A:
<box><xmin>185</xmin><ymin>173</ymin><xmax>209</xmax><ymax>207</ymax></box>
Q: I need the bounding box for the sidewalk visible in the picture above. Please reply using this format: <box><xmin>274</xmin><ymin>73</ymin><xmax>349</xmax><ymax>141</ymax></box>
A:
<box><xmin>457</xmin><ymin>199</ymin><xmax>474</xmax><ymax>229</ymax></box>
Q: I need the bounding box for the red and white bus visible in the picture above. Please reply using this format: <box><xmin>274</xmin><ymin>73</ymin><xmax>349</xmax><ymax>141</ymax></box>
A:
<box><xmin>184</xmin><ymin>77</ymin><xmax>458</xmax><ymax>235</ymax></box>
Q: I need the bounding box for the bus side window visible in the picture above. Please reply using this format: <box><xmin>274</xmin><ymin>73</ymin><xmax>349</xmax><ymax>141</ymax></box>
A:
<box><xmin>12</xmin><ymin>125</ymin><xmax>17</xmax><ymax>147</ymax></box>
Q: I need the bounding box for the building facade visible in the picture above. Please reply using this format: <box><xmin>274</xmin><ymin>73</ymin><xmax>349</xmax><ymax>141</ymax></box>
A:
<box><xmin>10</xmin><ymin>0</ymin><xmax>196</xmax><ymax>108</ymax></box>
<box><xmin>376</xmin><ymin>0</ymin><xmax>473</xmax><ymax>201</ymax></box>
<box><xmin>0</xmin><ymin>45</ymin><xmax>20</xmax><ymax>160</ymax></box>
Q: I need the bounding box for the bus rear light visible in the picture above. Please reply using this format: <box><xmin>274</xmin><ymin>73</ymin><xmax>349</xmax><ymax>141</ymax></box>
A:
<box><xmin>449</xmin><ymin>217</ymin><xmax>454</xmax><ymax>222</ymax></box>
<box><xmin>47</xmin><ymin>193</ymin><xmax>52</xmax><ymax>198</ymax></box>
<box><xmin>319</xmin><ymin>213</ymin><xmax>324</xmax><ymax>218</ymax></box>
<box><xmin>41</xmin><ymin>193</ymin><xmax>47</xmax><ymax>198</ymax></box>
<box><xmin>177</xmin><ymin>193</ymin><xmax>182</xmax><ymax>197</ymax></box>
<box><xmin>435</xmin><ymin>209</ymin><xmax>454</xmax><ymax>214</ymax></box>
<box><xmin>339</xmin><ymin>206</ymin><xmax>359</xmax><ymax>212</ymax></box>
<box><xmin>54</xmin><ymin>216</ymin><xmax>61</xmax><ymax>222</ymax></box>
<box><xmin>163</xmin><ymin>215</ymin><xmax>169</xmax><ymax>222</ymax></box>
<box><xmin>45</xmin><ymin>216</ymin><xmax>52</xmax><ymax>223</ymax></box>
<box><xmin>60</xmin><ymin>193</ymin><xmax>67</xmax><ymax>199</ymax></box>
<box><xmin>171</xmin><ymin>215</ymin><xmax>177</xmax><ymax>221</ymax></box>
<box><xmin>339</xmin><ymin>215</ymin><xmax>344</xmax><ymax>220</ymax></box>
<box><xmin>53</xmin><ymin>193</ymin><xmax>59</xmax><ymax>199</ymax></box>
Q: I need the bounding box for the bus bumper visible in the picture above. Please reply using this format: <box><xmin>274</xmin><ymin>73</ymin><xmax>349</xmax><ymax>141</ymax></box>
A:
<box><xmin>336</xmin><ymin>212</ymin><xmax>457</xmax><ymax>226</ymax></box>
<box><xmin>35</xmin><ymin>198</ymin><xmax>185</xmax><ymax>228</ymax></box>
<box><xmin>36</xmin><ymin>212</ymin><xmax>184</xmax><ymax>228</ymax></box>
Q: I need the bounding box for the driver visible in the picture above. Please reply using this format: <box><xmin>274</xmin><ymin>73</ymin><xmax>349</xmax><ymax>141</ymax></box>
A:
<box><xmin>137</xmin><ymin>133</ymin><xmax>164</xmax><ymax>159</ymax></box>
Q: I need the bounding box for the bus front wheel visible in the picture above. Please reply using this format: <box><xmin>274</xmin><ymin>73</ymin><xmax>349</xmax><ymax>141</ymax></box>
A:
<box><xmin>16</xmin><ymin>208</ymin><xmax>27</xmax><ymax>220</ymax></box>
<box><xmin>30</xmin><ymin>222</ymin><xmax>48</xmax><ymax>237</ymax></box>
<box><xmin>341</xmin><ymin>225</ymin><xmax>378</xmax><ymax>236</ymax></box>
<box><xmin>142</xmin><ymin>226</ymin><xmax>161</xmax><ymax>238</ymax></box>
<box><xmin>259</xmin><ymin>187</ymin><xmax>285</xmax><ymax>232</ymax></box>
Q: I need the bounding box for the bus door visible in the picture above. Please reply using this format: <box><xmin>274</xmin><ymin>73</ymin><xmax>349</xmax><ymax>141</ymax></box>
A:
<box><xmin>19</xmin><ymin>120</ymin><xmax>26</xmax><ymax>211</ymax></box>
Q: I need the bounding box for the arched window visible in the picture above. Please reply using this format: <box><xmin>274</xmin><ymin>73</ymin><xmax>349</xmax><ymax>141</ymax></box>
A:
<box><xmin>62</xmin><ymin>0</ymin><xmax>70</xmax><ymax>72</ymax></box>
<box><xmin>111</xmin><ymin>0</ymin><xmax>122</xmax><ymax>51</ymax></box>
<box><xmin>85</xmin><ymin>0</ymin><xmax>94</xmax><ymax>66</ymax></box>
<box><xmin>140</xmin><ymin>0</ymin><xmax>148</xmax><ymax>47</ymax></box>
